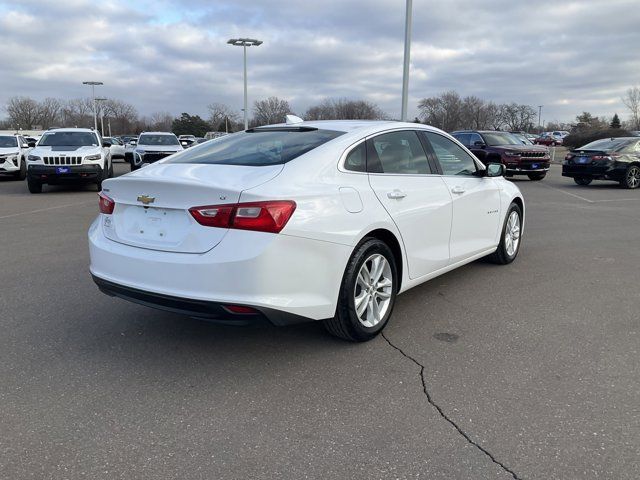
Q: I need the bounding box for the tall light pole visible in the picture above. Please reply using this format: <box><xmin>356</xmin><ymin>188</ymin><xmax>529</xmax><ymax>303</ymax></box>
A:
<box><xmin>400</xmin><ymin>0</ymin><xmax>413</xmax><ymax>122</ymax></box>
<box><xmin>538</xmin><ymin>105</ymin><xmax>543</xmax><ymax>130</ymax></box>
<box><xmin>227</xmin><ymin>38</ymin><xmax>262</xmax><ymax>130</ymax></box>
<box><xmin>82</xmin><ymin>81</ymin><xmax>103</xmax><ymax>131</ymax></box>
<box><xmin>95</xmin><ymin>98</ymin><xmax>107</xmax><ymax>135</ymax></box>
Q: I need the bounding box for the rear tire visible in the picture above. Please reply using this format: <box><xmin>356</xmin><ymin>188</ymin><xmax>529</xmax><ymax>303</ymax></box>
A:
<box><xmin>574</xmin><ymin>177</ymin><xmax>592</xmax><ymax>186</ymax></box>
<box><xmin>488</xmin><ymin>203</ymin><xmax>522</xmax><ymax>265</ymax></box>
<box><xmin>324</xmin><ymin>238</ymin><xmax>398</xmax><ymax>342</ymax></box>
<box><xmin>527</xmin><ymin>172</ymin><xmax>546</xmax><ymax>181</ymax></box>
<box><xmin>620</xmin><ymin>165</ymin><xmax>640</xmax><ymax>189</ymax></box>
<box><xmin>27</xmin><ymin>177</ymin><xmax>42</xmax><ymax>194</ymax></box>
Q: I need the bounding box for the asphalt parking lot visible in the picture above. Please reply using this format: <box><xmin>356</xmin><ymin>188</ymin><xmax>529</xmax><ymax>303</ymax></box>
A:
<box><xmin>1</xmin><ymin>163</ymin><xmax>639</xmax><ymax>479</ymax></box>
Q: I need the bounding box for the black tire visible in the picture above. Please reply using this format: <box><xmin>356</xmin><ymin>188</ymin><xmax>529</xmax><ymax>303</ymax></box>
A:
<box><xmin>488</xmin><ymin>203</ymin><xmax>522</xmax><ymax>265</ymax></box>
<box><xmin>620</xmin><ymin>165</ymin><xmax>640</xmax><ymax>189</ymax></box>
<box><xmin>324</xmin><ymin>238</ymin><xmax>398</xmax><ymax>342</ymax></box>
<box><xmin>27</xmin><ymin>177</ymin><xmax>42</xmax><ymax>194</ymax></box>
<box><xmin>129</xmin><ymin>158</ymin><xmax>140</xmax><ymax>171</ymax></box>
<box><xmin>574</xmin><ymin>176</ymin><xmax>592</xmax><ymax>186</ymax></box>
<box><xmin>14</xmin><ymin>157</ymin><xmax>27</xmax><ymax>181</ymax></box>
<box><xmin>108</xmin><ymin>161</ymin><xmax>114</xmax><ymax>178</ymax></box>
<box><xmin>527</xmin><ymin>172</ymin><xmax>546</xmax><ymax>181</ymax></box>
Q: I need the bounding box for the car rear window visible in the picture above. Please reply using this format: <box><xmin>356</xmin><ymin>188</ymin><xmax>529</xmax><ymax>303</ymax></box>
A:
<box><xmin>165</xmin><ymin>128</ymin><xmax>344</xmax><ymax>166</ymax></box>
<box><xmin>579</xmin><ymin>138</ymin><xmax>632</xmax><ymax>151</ymax></box>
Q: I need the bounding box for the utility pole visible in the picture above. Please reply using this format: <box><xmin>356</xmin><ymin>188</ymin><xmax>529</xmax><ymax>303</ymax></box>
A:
<box><xmin>400</xmin><ymin>0</ymin><xmax>413</xmax><ymax>122</ymax></box>
<box><xmin>82</xmin><ymin>81</ymin><xmax>103</xmax><ymax>131</ymax></box>
<box><xmin>538</xmin><ymin>105</ymin><xmax>543</xmax><ymax>130</ymax></box>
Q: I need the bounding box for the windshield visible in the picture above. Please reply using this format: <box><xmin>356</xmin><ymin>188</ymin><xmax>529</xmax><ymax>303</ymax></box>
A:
<box><xmin>166</xmin><ymin>128</ymin><xmax>345</xmax><ymax>166</ymax></box>
<box><xmin>512</xmin><ymin>134</ymin><xmax>532</xmax><ymax>145</ymax></box>
<box><xmin>578</xmin><ymin>138</ymin><xmax>632</xmax><ymax>152</ymax></box>
<box><xmin>39</xmin><ymin>131</ymin><xmax>99</xmax><ymax>147</ymax></box>
<box><xmin>483</xmin><ymin>132</ymin><xmax>522</xmax><ymax>146</ymax></box>
<box><xmin>0</xmin><ymin>136</ymin><xmax>18</xmax><ymax>148</ymax></box>
<box><xmin>138</xmin><ymin>134</ymin><xmax>180</xmax><ymax>146</ymax></box>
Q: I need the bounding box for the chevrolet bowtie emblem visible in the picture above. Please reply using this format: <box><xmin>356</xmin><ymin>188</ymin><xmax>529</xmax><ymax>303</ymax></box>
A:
<box><xmin>137</xmin><ymin>195</ymin><xmax>155</xmax><ymax>205</ymax></box>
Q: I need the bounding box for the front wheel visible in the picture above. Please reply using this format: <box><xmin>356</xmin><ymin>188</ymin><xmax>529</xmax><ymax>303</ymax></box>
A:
<box><xmin>574</xmin><ymin>177</ymin><xmax>592</xmax><ymax>186</ymax></box>
<box><xmin>27</xmin><ymin>177</ymin><xmax>42</xmax><ymax>193</ymax></box>
<box><xmin>14</xmin><ymin>158</ymin><xmax>27</xmax><ymax>180</ymax></box>
<box><xmin>528</xmin><ymin>172</ymin><xmax>546</xmax><ymax>181</ymax></box>
<box><xmin>324</xmin><ymin>238</ymin><xmax>398</xmax><ymax>342</ymax></box>
<box><xmin>488</xmin><ymin>203</ymin><xmax>522</xmax><ymax>265</ymax></box>
<box><xmin>620</xmin><ymin>165</ymin><xmax>640</xmax><ymax>189</ymax></box>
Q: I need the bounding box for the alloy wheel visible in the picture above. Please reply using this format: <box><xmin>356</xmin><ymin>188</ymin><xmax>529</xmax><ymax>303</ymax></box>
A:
<box><xmin>504</xmin><ymin>211</ymin><xmax>521</xmax><ymax>257</ymax></box>
<box><xmin>354</xmin><ymin>254</ymin><xmax>393</xmax><ymax>328</ymax></box>
<box><xmin>627</xmin><ymin>166</ymin><xmax>640</xmax><ymax>189</ymax></box>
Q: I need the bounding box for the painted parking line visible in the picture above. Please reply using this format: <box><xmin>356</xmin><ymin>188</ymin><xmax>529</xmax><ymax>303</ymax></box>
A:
<box><xmin>0</xmin><ymin>200</ymin><xmax>94</xmax><ymax>220</ymax></box>
<box><xmin>535</xmin><ymin>182</ymin><xmax>639</xmax><ymax>204</ymax></box>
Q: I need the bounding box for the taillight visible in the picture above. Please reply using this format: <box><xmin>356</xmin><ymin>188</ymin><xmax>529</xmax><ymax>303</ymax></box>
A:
<box><xmin>189</xmin><ymin>200</ymin><xmax>296</xmax><ymax>234</ymax></box>
<box><xmin>98</xmin><ymin>192</ymin><xmax>115</xmax><ymax>214</ymax></box>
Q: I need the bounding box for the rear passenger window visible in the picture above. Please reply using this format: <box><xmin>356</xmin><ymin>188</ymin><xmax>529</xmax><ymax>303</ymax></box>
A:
<box><xmin>453</xmin><ymin>133</ymin><xmax>470</xmax><ymax>146</ymax></box>
<box><xmin>367</xmin><ymin>131</ymin><xmax>431</xmax><ymax>174</ymax></box>
<box><xmin>424</xmin><ymin>132</ymin><xmax>478</xmax><ymax>176</ymax></box>
<box><xmin>344</xmin><ymin>142</ymin><xmax>366</xmax><ymax>172</ymax></box>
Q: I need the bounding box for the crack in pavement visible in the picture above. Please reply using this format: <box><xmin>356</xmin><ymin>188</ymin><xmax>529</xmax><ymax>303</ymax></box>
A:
<box><xmin>381</xmin><ymin>331</ymin><xmax>523</xmax><ymax>480</ymax></box>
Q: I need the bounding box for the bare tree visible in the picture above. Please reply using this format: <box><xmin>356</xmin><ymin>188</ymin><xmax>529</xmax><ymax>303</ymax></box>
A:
<box><xmin>148</xmin><ymin>111</ymin><xmax>173</xmax><ymax>132</ymax></box>
<box><xmin>253</xmin><ymin>97</ymin><xmax>292</xmax><ymax>126</ymax></box>
<box><xmin>103</xmin><ymin>99</ymin><xmax>138</xmax><ymax>134</ymax></box>
<box><xmin>61</xmin><ymin>98</ymin><xmax>94</xmax><ymax>127</ymax></box>
<box><xmin>499</xmin><ymin>103</ymin><xmax>536</xmax><ymax>131</ymax></box>
<box><xmin>622</xmin><ymin>86</ymin><xmax>640</xmax><ymax>130</ymax></box>
<box><xmin>207</xmin><ymin>103</ymin><xmax>239</xmax><ymax>132</ymax></box>
<box><xmin>304</xmin><ymin>98</ymin><xmax>386</xmax><ymax>120</ymax></box>
<box><xmin>417</xmin><ymin>91</ymin><xmax>463</xmax><ymax>131</ymax></box>
<box><xmin>38</xmin><ymin>97</ymin><xmax>63</xmax><ymax>128</ymax></box>
<box><xmin>5</xmin><ymin>96</ymin><xmax>41</xmax><ymax>129</ymax></box>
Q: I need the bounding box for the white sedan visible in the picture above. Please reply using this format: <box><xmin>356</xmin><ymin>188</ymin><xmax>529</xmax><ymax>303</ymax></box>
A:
<box><xmin>89</xmin><ymin>119</ymin><xmax>524</xmax><ymax>341</ymax></box>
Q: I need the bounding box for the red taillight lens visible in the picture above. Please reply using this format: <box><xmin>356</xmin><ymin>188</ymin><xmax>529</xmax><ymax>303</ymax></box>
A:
<box><xmin>189</xmin><ymin>200</ymin><xmax>296</xmax><ymax>233</ymax></box>
<box><xmin>98</xmin><ymin>192</ymin><xmax>115</xmax><ymax>214</ymax></box>
<box><xmin>223</xmin><ymin>304</ymin><xmax>259</xmax><ymax>315</ymax></box>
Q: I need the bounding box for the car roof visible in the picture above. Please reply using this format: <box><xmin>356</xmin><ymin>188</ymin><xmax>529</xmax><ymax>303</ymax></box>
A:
<box><xmin>43</xmin><ymin>128</ymin><xmax>96</xmax><ymax>133</ymax></box>
<box><xmin>140</xmin><ymin>131</ymin><xmax>177</xmax><ymax>135</ymax></box>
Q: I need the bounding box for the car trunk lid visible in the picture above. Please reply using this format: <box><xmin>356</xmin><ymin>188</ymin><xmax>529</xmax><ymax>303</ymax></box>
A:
<box><xmin>101</xmin><ymin>163</ymin><xmax>283</xmax><ymax>253</ymax></box>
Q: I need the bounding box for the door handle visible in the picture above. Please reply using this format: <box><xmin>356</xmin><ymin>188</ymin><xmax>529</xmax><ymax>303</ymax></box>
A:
<box><xmin>387</xmin><ymin>190</ymin><xmax>407</xmax><ymax>199</ymax></box>
<box><xmin>451</xmin><ymin>186</ymin><xmax>465</xmax><ymax>195</ymax></box>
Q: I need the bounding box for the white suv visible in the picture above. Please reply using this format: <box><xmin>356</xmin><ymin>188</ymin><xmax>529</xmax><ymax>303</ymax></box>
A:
<box><xmin>131</xmin><ymin>132</ymin><xmax>183</xmax><ymax>169</ymax></box>
<box><xmin>26</xmin><ymin>128</ymin><xmax>112</xmax><ymax>193</ymax></box>
<box><xmin>0</xmin><ymin>134</ymin><xmax>31</xmax><ymax>180</ymax></box>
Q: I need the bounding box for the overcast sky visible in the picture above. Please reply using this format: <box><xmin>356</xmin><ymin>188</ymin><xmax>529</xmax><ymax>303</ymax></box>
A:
<box><xmin>1</xmin><ymin>0</ymin><xmax>639</xmax><ymax>124</ymax></box>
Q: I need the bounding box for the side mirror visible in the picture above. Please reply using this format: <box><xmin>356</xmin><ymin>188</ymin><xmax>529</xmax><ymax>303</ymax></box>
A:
<box><xmin>129</xmin><ymin>140</ymin><xmax>137</xmax><ymax>145</ymax></box>
<box><xmin>28</xmin><ymin>141</ymin><xmax>36</xmax><ymax>148</ymax></box>
<box><xmin>103</xmin><ymin>141</ymin><xmax>111</xmax><ymax>148</ymax></box>
<box><xmin>22</xmin><ymin>143</ymin><xmax>29</xmax><ymax>148</ymax></box>
<box><xmin>474</xmin><ymin>141</ymin><xmax>486</xmax><ymax>148</ymax></box>
<box><xmin>486</xmin><ymin>163</ymin><xmax>505</xmax><ymax>177</ymax></box>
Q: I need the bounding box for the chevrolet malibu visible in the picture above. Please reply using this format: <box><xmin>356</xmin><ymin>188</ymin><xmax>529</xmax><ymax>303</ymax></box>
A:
<box><xmin>89</xmin><ymin>119</ymin><xmax>525</xmax><ymax>341</ymax></box>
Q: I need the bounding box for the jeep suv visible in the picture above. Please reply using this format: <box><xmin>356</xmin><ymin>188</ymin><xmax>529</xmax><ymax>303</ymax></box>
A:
<box><xmin>26</xmin><ymin>128</ymin><xmax>112</xmax><ymax>193</ymax></box>
<box><xmin>452</xmin><ymin>130</ymin><xmax>550</xmax><ymax>180</ymax></box>
<box><xmin>131</xmin><ymin>132</ymin><xmax>183</xmax><ymax>169</ymax></box>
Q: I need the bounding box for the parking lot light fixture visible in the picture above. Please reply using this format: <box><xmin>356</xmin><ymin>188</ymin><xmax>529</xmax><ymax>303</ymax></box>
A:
<box><xmin>227</xmin><ymin>38</ymin><xmax>263</xmax><ymax>130</ymax></box>
<box><xmin>82</xmin><ymin>81</ymin><xmax>104</xmax><ymax>131</ymax></box>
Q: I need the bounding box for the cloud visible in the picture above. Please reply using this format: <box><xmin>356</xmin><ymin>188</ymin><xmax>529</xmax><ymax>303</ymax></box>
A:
<box><xmin>1</xmin><ymin>0</ymin><xmax>639</xmax><ymax>124</ymax></box>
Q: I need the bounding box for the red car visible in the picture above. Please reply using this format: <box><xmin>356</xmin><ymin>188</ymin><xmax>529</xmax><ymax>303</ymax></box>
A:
<box><xmin>535</xmin><ymin>133</ymin><xmax>563</xmax><ymax>146</ymax></box>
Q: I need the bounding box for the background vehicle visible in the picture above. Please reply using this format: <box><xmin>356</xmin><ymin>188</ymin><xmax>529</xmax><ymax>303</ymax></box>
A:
<box><xmin>121</xmin><ymin>135</ymin><xmax>138</xmax><ymax>163</ymax></box>
<box><xmin>562</xmin><ymin>137</ymin><xmax>640</xmax><ymax>188</ymax></box>
<box><xmin>452</xmin><ymin>130</ymin><xmax>550</xmax><ymax>180</ymax></box>
<box><xmin>204</xmin><ymin>131</ymin><xmax>229</xmax><ymax>140</ymax></box>
<box><xmin>104</xmin><ymin>136</ymin><xmax>125</xmax><ymax>160</ymax></box>
<box><xmin>89</xmin><ymin>120</ymin><xmax>524</xmax><ymax>342</ymax></box>
<box><xmin>510</xmin><ymin>132</ymin><xmax>534</xmax><ymax>145</ymax></box>
<box><xmin>0</xmin><ymin>134</ymin><xmax>31</xmax><ymax>180</ymax></box>
<box><xmin>26</xmin><ymin>128</ymin><xmax>112</xmax><ymax>193</ymax></box>
<box><xmin>535</xmin><ymin>132</ymin><xmax>563</xmax><ymax>146</ymax></box>
<box><xmin>131</xmin><ymin>132</ymin><xmax>183</xmax><ymax>169</ymax></box>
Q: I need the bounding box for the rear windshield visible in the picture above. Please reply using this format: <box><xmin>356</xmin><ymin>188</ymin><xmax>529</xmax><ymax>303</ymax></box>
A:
<box><xmin>165</xmin><ymin>128</ymin><xmax>345</xmax><ymax>166</ymax></box>
<box><xmin>0</xmin><ymin>136</ymin><xmax>18</xmax><ymax>148</ymax></box>
<box><xmin>579</xmin><ymin>138</ymin><xmax>632</xmax><ymax>151</ymax></box>
<box><xmin>39</xmin><ymin>131</ymin><xmax>99</xmax><ymax>147</ymax></box>
<box><xmin>482</xmin><ymin>132</ymin><xmax>522</xmax><ymax>146</ymax></box>
<box><xmin>138</xmin><ymin>134</ymin><xmax>180</xmax><ymax>146</ymax></box>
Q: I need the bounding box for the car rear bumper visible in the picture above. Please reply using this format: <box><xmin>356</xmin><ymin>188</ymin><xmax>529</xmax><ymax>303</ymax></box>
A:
<box><xmin>88</xmin><ymin>217</ymin><xmax>352</xmax><ymax>323</ymax></box>
<box><xmin>562</xmin><ymin>164</ymin><xmax>626</xmax><ymax>181</ymax></box>
<box><xmin>28</xmin><ymin>164</ymin><xmax>102</xmax><ymax>183</ymax></box>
